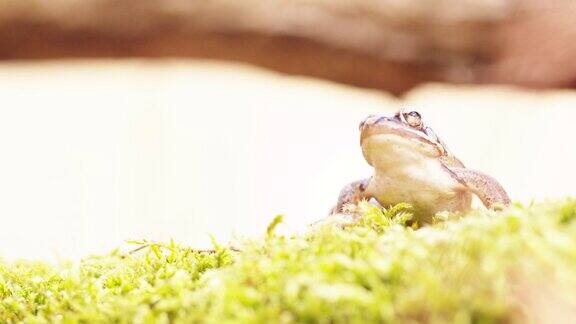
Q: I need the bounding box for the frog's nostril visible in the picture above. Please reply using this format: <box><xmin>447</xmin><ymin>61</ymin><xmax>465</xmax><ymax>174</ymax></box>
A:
<box><xmin>360</xmin><ymin>115</ymin><xmax>389</xmax><ymax>130</ymax></box>
<box><xmin>376</xmin><ymin>116</ymin><xmax>389</xmax><ymax>124</ymax></box>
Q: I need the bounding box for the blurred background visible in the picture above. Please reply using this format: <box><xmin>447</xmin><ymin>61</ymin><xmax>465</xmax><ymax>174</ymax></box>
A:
<box><xmin>1</xmin><ymin>0</ymin><xmax>575</xmax><ymax>260</ymax></box>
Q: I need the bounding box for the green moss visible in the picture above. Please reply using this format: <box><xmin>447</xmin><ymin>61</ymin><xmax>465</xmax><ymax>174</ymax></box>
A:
<box><xmin>2</xmin><ymin>200</ymin><xmax>576</xmax><ymax>323</ymax></box>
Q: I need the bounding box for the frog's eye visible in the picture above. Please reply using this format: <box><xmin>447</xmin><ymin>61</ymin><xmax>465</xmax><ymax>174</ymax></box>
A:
<box><xmin>404</xmin><ymin>111</ymin><xmax>422</xmax><ymax>128</ymax></box>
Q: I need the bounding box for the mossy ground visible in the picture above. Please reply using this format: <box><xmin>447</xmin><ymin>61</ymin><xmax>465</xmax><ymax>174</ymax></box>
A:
<box><xmin>1</xmin><ymin>200</ymin><xmax>576</xmax><ymax>323</ymax></box>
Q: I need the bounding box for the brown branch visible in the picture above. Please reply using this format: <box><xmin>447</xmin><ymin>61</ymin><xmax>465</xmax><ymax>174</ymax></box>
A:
<box><xmin>1</xmin><ymin>0</ymin><xmax>575</xmax><ymax>93</ymax></box>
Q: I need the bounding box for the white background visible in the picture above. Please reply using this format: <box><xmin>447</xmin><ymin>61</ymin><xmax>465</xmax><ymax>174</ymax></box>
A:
<box><xmin>0</xmin><ymin>60</ymin><xmax>574</xmax><ymax>260</ymax></box>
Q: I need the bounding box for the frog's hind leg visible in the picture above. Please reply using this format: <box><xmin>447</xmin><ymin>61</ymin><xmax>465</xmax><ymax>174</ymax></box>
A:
<box><xmin>330</xmin><ymin>178</ymin><xmax>372</xmax><ymax>215</ymax></box>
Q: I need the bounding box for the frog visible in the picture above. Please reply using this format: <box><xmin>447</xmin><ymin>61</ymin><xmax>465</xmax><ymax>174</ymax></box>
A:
<box><xmin>331</xmin><ymin>109</ymin><xmax>511</xmax><ymax>223</ymax></box>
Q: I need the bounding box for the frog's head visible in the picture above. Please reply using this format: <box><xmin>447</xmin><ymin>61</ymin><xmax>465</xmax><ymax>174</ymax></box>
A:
<box><xmin>359</xmin><ymin>109</ymin><xmax>457</xmax><ymax>168</ymax></box>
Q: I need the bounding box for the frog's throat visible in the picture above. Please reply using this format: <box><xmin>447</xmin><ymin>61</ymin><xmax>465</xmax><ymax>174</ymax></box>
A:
<box><xmin>360</xmin><ymin>133</ymin><xmax>442</xmax><ymax>168</ymax></box>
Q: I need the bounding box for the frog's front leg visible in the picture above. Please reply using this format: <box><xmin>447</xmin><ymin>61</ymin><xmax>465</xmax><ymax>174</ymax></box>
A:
<box><xmin>330</xmin><ymin>178</ymin><xmax>372</xmax><ymax>215</ymax></box>
<box><xmin>307</xmin><ymin>178</ymin><xmax>372</xmax><ymax>229</ymax></box>
<box><xmin>447</xmin><ymin>167</ymin><xmax>511</xmax><ymax>209</ymax></box>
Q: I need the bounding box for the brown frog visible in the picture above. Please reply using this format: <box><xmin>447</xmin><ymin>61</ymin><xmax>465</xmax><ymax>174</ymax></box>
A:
<box><xmin>332</xmin><ymin>109</ymin><xmax>510</xmax><ymax>223</ymax></box>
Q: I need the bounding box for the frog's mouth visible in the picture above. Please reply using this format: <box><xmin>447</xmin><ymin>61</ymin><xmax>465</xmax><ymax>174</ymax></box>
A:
<box><xmin>359</xmin><ymin>115</ymin><xmax>447</xmax><ymax>167</ymax></box>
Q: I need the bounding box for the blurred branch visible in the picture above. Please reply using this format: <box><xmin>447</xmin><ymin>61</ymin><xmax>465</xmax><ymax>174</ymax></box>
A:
<box><xmin>0</xmin><ymin>0</ymin><xmax>574</xmax><ymax>93</ymax></box>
